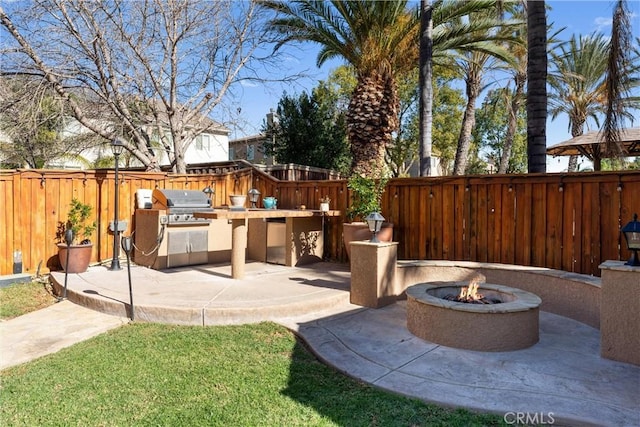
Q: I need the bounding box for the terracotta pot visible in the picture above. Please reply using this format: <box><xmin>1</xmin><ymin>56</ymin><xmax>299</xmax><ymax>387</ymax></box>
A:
<box><xmin>57</xmin><ymin>243</ymin><xmax>93</xmax><ymax>273</ymax></box>
<box><xmin>342</xmin><ymin>222</ymin><xmax>394</xmax><ymax>259</ymax></box>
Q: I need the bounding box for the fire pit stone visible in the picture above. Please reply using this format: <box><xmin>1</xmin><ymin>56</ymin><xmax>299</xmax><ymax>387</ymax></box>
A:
<box><xmin>406</xmin><ymin>281</ymin><xmax>542</xmax><ymax>352</ymax></box>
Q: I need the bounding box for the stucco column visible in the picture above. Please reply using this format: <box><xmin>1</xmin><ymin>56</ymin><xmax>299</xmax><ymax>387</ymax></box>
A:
<box><xmin>599</xmin><ymin>261</ymin><xmax>640</xmax><ymax>366</ymax></box>
<box><xmin>231</xmin><ymin>218</ymin><xmax>247</xmax><ymax>279</ymax></box>
<box><xmin>350</xmin><ymin>241</ymin><xmax>399</xmax><ymax>308</ymax></box>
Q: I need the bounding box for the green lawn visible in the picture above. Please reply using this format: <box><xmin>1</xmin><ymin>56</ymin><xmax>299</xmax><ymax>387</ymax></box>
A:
<box><xmin>0</xmin><ymin>280</ymin><xmax>57</xmax><ymax>319</ymax></box>
<box><xmin>1</xmin><ymin>322</ymin><xmax>507</xmax><ymax>426</ymax></box>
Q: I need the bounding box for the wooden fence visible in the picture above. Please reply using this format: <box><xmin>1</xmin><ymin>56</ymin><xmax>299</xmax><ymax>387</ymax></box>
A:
<box><xmin>1</xmin><ymin>168</ymin><xmax>638</xmax><ymax>277</ymax></box>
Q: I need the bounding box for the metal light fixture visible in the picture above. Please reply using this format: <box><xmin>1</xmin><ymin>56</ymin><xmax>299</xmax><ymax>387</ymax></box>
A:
<box><xmin>621</xmin><ymin>213</ymin><xmax>640</xmax><ymax>266</ymax></box>
<box><xmin>248</xmin><ymin>188</ymin><xmax>260</xmax><ymax>208</ymax></box>
<box><xmin>366</xmin><ymin>212</ymin><xmax>385</xmax><ymax>243</ymax></box>
<box><xmin>109</xmin><ymin>138</ymin><xmax>124</xmax><ymax>271</ymax></box>
<box><xmin>203</xmin><ymin>185</ymin><xmax>214</xmax><ymax>206</ymax></box>
<box><xmin>121</xmin><ymin>235</ymin><xmax>135</xmax><ymax>321</ymax></box>
<box><xmin>62</xmin><ymin>228</ymin><xmax>74</xmax><ymax>300</ymax></box>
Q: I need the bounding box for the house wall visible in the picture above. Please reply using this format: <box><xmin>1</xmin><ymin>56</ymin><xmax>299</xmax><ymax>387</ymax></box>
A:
<box><xmin>229</xmin><ymin>134</ymin><xmax>274</xmax><ymax>165</ymax></box>
<box><xmin>55</xmin><ymin>119</ymin><xmax>230</xmax><ymax>169</ymax></box>
<box><xmin>184</xmin><ymin>132</ymin><xmax>229</xmax><ymax>165</ymax></box>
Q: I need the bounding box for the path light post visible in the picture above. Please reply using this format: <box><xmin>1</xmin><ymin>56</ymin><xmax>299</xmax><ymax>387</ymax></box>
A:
<box><xmin>109</xmin><ymin>138</ymin><xmax>124</xmax><ymax>271</ymax></box>
<box><xmin>366</xmin><ymin>212</ymin><xmax>385</xmax><ymax>243</ymax></box>
<box><xmin>621</xmin><ymin>213</ymin><xmax>640</xmax><ymax>266</ymax></box>
<box><xmin>62</xmin><ymin>229</ymin><xmax>74</xmax><ymax>300</ymax></box>
<box><xmin>121</xmin><ymin>235</ymin><xmax>135</xmax><ymax>320</ymax></box>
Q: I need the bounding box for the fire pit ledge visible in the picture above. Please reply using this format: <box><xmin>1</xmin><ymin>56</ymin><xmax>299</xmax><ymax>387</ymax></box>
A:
<box><xmin>406</xmin><ymin>281</ymin><xmax>542</xmax><ymax>352</ymax></box>
<box><xmin>408</xmin><ymin>282</ymin><xmax>542</xmax><ymax>313</ymax></box>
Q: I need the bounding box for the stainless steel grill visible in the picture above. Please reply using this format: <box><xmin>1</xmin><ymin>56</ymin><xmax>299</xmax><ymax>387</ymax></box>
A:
<box><xmin>151</xmin><ymin>189</ymin><xmax>213</xmax><ymax>225</ymax></box>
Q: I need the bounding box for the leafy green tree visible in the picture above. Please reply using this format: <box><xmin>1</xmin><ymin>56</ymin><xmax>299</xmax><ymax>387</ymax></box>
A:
<box><xmin>419</xmin><ymin>0</ymin><xmax>522</xmax><ymax>176</ymax></box>
<box><xmin>0</xmin><ymin>75</ymin><xmax>101</xmax><ymax>168</ymax></box>
<box><xmin>474</xmin><ymin>88</ymin><xmax>527</xmax><ymax>174</ymax></box>
<box><xmin>496</xmin><ymin>2</ymin><xmax>528</xmax><ymax>174</ymax></box>
<box><xmin>387</xmin><ymin>69</ymin><xmax>419</xmax><ymax>177</ymax></box>
<box><xmin>263</xmin><ymin>85</ymin><xmax>350</xmax><ymax>173</ymax></box>
<box><xmin>431</xmin><ymin>75</ymin><xmax>465</xmax><ymax>175</ymax></box>
<box><xmin>450</xmin><ymin>5</ymin><xmax>520</xmax><ymax>175</ymax></box>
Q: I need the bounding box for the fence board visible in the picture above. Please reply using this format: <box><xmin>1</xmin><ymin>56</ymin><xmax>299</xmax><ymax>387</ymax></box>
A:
<box><xmin>562</xmin><ymin>181</ymin><xmax>581</xmax><ymax>272</ymax></box>
<box><xmin>500</xmin><ymin>184</ymin><xmax>516</xmax><ymax>264</ymax></box>
<box><xmin>545</xmin><ymin>182</ymin><xmax>564</xmax><ymax>269</ymax></box>
<box><xmin>430</xmin><ymin>183</ymin><xmax>443</xmax><ymax>259</ymax></box>
<box><xmin>475</xmin><ymin>184</ymin><xmax>489</xmax><ymax>263</ymax></box>
<box><xmin>514</xmin><ymin>182</ymin><xmax>532</xmax><ymax>266</ymax></box>
<box><xmin>600</xmin><ymin>180</ymin><xmax>622</xmax><ymax>264</ymax></box>
<box><xmin>0</xmin><ymin>174</ymin><xmax>12</xmax><ymax>273</ymax></box>
<box><xmin>487</xmin><ymin>182</ymin><xmax>499</xmax><ymax>262</ymax></box>
<box><xmin>587</xmin><ymin>181</ymin><xmax>601</xmax><ymax>275</ymax></box>
<box><xmin>620</xmin><ymin>176</ymin><xmax>640</xmax><ymax>264</ymax></box>
<box><xmin>441</xmin><ymin>182</ymin><xmax>455</xmax><ymax>260</ymax></box>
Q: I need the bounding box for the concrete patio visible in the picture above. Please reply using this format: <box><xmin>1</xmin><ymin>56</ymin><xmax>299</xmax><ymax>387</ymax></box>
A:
<box><xmin>2</xmin><ymin>261</ymin><xmax>638</xmax><ymax>426</ymax></box>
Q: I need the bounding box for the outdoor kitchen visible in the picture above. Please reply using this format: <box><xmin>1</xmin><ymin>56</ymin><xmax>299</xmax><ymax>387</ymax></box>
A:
<box><xmin>133</xmin><ymin>188</ymin><xmax>339</xmax><ymax>276</ymax></box>
<box><xmin>133</xmin><ymin>189</ymin><xmax>233</xmax><ymax>270</ymax></box>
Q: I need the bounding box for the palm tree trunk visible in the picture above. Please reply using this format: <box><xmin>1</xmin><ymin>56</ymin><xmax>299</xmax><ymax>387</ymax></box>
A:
<box><xmin>567</xmin><ymin>155</ymin><xmax>579</xmax><ymax>172</ymax></box>
<box><xmin>602</xmin><ymin>0</ymin><xmax>631</xmax><ymax>159</ymax></box>
<box><xmin>419</xmin><ymin>0</ymin><xmax>434</xmax><ymax>176</ymax></box>
<box><xmin>347</xmin><ymin>72</ymin><xmax>399</xmax><ymax>177</ymax></box>
<box><xmin>453</xmin><ymin>78</ymin><xmax>480</xmax><ymax>175</ymax></box>
<box><xmin>499</xmin><ymin>75</ymin><xmax>525</xmax><ymax>174</ymax></box>
<box><xmin>526</xmin><ymin>0</ymin><xmax>547</xmax><ymax>173</ymax></box>
<box><xmin>567</xmin><ymin>119</ymin><xmax>585</xmax><ymax>172</ymax></box>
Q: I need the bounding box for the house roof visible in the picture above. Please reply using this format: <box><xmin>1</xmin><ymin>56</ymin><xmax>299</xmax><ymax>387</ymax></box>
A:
<box><xmin>229</xmin><ymin>133</ymin><xmax>267</xmax><ymax>145</ymax></box>
<box><xmin>546</xmin><ymin>127</ymin><xmax>640</xmax><ymax>159</ymax></box>
<box><xmin>140</xmin><ymin>98</ymin><xmax>229</xmax><ymax>135</ymax></box>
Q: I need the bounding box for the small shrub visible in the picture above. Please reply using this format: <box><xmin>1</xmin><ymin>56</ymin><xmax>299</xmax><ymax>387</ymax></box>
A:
<box><xmin>346</xmin><ymin>174</ymin><xmax>388</xmax><ymax>222</ymax></box>
<box><xmin>55</xmin><ymin>198</ymin><xmax>96</xmax><ymax>245</ymax></box>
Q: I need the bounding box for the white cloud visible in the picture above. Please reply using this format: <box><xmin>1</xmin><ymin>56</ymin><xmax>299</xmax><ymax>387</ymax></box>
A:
<box><xmin>240</xmin><ymin>81</ymin><xmax>259</xmax><ymax>88</ymax></box>
<box><xmin>594</xmin><ymin>16</ymin><xmax>612</xmax><ymax>33</ymax></box>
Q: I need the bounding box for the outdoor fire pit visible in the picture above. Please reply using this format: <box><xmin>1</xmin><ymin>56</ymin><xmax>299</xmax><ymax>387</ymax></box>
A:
<box><xmin>406</xmin><ymin>278</ymin><xmax>542</xmax><ymax>352</ymax></box>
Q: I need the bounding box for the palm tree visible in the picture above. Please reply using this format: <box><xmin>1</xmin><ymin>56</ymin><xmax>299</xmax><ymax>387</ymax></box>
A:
<box><xmin>444</xmin><ymin>2</ymin><xmax>522</xmax><ymax>175</ymax></box>
<box><xmin>419</xmin><ymin>0</ymin><xmax>434</xmax><ymax>176</ymax></box>
<box><xmin>601</xmin><ymin>0</ymin><xmax>638</xmax><ymax>159</ymax></box>
<box><xmin>497</xmin><ymin>4</ymin><xmax>528</xmax><ymax>174</ymax></box>
<box><xmin>548</xmin><ymin>34</ymin><xmax>609</xmax><ymax>171</ymax></box>
<box><xmin>262</xmin><ymin>0</ymin><xmax>418</xmax><ymax>178</ymax></box>
<box><xmin>526</xmin><ymin>0</ymin><xmax>547</xmax><ymax>173</ymax></box>
<box><xmin>452</xmin><ymin>50</ymin><xmax>496</xmax><ymax>175</ymax></box>
<box><xmin>262</xmin><ymin>0</ymin><xmax>520</xmax><ymax>178</ymax></box>
<box><xmin>422</xmin><ymin>0</ymin><xmax>522</xmax><ymax>176</ymax></box>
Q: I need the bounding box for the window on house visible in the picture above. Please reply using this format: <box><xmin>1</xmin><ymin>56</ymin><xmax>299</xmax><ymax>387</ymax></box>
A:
<box><xmin>196</xmin><ymin>134</ymin><xmax>211</xmax><ymax>150</ymax></box>
<box><xmin>229</xmin><ymin>147</ymin><xmax>235</xmax><ymax>160</ymax></box>
<box><xmin>247</xmin><ymin>144</ymin><xmax>255</xmax><ymax>161</ymax></box>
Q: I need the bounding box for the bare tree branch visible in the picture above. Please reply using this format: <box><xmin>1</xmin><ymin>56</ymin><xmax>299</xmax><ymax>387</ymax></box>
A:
<box><xmin>1</xmin><ymin>0</ymin><xmax>291</xmax><ymax>172</ymax></box>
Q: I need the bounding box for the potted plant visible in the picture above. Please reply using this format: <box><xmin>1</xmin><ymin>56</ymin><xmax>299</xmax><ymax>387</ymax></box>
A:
<box><xmin>56</xmin><ymin>198</ymin><xmax>96</xmax><ymax>273</ymax></box>
<box><xmin>343</xmin><ymin>173</ymin><xmax>393</xmax><ymax>258</ymax></box>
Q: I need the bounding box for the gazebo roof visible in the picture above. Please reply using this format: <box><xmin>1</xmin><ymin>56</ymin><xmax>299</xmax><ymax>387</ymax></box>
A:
<box><xmin>546</xmin><ymin>127</ymin><xmax>640</xmax><ymax>159</ymax></box>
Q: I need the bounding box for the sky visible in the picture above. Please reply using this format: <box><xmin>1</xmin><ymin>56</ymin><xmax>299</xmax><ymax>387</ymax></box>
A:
<box><xmin>227</xmin><ymin>0</ymin><xmax>640</xmax><ymax>173</ymax></box>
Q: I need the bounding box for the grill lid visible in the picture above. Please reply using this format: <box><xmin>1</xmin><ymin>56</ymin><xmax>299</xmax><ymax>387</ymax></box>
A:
<box><xmin>152</xmin><ymin>189</ymin><xmax>213</xmax><ymax>212</ymax></box>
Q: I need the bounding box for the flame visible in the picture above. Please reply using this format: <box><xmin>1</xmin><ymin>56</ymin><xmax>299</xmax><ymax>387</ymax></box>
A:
<box><xmin>458</xmin><ymin>277</ymin><xmax>484</xmax><ymax>301</ymax></box>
